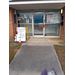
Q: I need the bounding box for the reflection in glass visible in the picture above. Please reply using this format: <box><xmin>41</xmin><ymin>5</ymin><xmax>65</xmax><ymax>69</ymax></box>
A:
<box><xmin>45</xmin><ymin>10</ymin><xmax>61</xmax><ymax>36</ymax></box>
<box><xmin>34</xmin><ymin>12</ymin><xmax>43</xmax><ymax>35</ymax></box>
<box><xmin>34</xmin><ymin>24</ymin><xmax>43</xmax><ymax>35</ymax></box>
<box><xmin>17</xmin><ymin>11</ymin><xmax>32</xmax><ymax>36</ymax></box>
<box><xmin>45</xmin><ymin>24</ymin><xmax>60</xmax><ymax>36</ymax></box>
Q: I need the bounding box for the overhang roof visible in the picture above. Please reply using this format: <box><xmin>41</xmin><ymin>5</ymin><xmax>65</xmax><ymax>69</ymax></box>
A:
<box><xmin>9</xmin><ymin>0</ymin><xmax>65</xmax><ymax>2</ymax></box>
<box><xmin>9</xmin><ymin>1</ymin><xmax>65</xmax><ymax>10</ymax></box>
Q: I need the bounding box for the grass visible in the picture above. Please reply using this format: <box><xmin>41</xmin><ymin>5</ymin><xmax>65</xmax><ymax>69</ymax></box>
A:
<box><xmin>9</xmin><ymin>41</ymin><xmax>22</xmax><ymax>64</ymax></box>
<box><xmin>54</xmin><ymin>45</ymin><xmax>65</xmax><ymax>74</ymax></box>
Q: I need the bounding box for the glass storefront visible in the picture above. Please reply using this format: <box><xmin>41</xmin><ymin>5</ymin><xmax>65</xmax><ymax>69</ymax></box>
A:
<box><xmin>45</xmin><ymin>10</ymin><xmax>61</xmax><ymax>36</ymax></box>
<box><xmin>17</xmin><ymin>11</ymin><xmax>32</xmax><ymax>36</ymax></box>
<box><xmin>17</xmin><ymin>10</ymin><xmax>61</xmax><ymax>37</ymax></box>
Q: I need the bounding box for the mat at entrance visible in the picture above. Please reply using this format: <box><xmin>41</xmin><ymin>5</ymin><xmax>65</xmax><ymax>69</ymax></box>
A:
<box><xmin>9</xmin><ymin>45</ymin><xmax>64</xmax><ymax>75</ymax></box>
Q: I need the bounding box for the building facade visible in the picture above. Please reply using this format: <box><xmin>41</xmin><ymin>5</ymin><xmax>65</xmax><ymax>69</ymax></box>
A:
<box><xmin>9</xmin><ymin>0</ymin><xmax>65</xmax><ymax>41</ymax></box>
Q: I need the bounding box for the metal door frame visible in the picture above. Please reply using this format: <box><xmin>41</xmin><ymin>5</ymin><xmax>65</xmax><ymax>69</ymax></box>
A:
<box><xmin>32</xmin><ymin>10</ymin><xmax>45</xmax><ymax>37</ymax></box>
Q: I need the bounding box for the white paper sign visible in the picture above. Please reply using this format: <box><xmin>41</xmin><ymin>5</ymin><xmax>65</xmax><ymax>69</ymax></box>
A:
<box><xmin>16</xmin><ymin>27</ymin><xmax>26</xmax><ymax>41</ymax></box>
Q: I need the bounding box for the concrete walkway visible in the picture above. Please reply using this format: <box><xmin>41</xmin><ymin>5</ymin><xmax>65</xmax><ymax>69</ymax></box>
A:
<box><xmin>9</xmin><ymin>45</ymin><xmax>64</xmax><ymax>75</ymax></box>
<box><xmin>22</xmin><ymin>38</ymin><xmax>65</xmax><ymax>46</ymax></box>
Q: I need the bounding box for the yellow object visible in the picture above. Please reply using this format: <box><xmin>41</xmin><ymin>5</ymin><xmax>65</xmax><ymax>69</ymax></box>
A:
<box><xmin>26</xmin><ymin>26</ymin><xmax>30</xmax><ymax>39</ymax></box>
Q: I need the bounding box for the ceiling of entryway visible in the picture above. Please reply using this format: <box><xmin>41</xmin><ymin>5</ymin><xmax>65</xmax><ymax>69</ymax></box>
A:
<box><xmin>9</xmin><ymin>1</ymin><xmax>65</xmax><ymax>10</ymax></box>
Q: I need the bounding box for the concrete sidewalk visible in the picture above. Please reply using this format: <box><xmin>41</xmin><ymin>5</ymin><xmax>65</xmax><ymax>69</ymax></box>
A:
<box><xmin>10</xmin><ymin>38</ymin><xmax>65</xmax><ymax>46</ymax></box>
<box><xmin>9</xmin><ymin>45</ymin><xmax>64</xmax><ymax>75</ymax></box>
<box><xmin>23</xmin><ymin>38</ymin><xmax>65</xmax><ymax>46</ymax></box>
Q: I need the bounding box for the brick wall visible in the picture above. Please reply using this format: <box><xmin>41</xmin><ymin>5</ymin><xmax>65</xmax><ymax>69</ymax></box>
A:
<box><xmin>60</xmin><ymin>7</ymin><xmax>65</xmax><ymax>41</ymax></box>
<box><xmin>9</xmin><ymin>7</ymin><xmax>17</xmax><ymax>41</ymax></box>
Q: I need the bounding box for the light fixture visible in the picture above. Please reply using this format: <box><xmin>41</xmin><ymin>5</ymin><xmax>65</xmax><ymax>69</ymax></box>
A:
<box><xmin>61</xmin><ymin>9</ymin><xmax>63</xmax><ymax>14</ymax></box>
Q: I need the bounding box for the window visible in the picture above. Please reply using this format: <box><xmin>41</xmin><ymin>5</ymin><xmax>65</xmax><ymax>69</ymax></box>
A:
<box><xmin>34</xmin><ymin>13</ymin><xmax>43</xmax><ymax>23</ymax></box>
<box><xmin>45</xmin><ymin>10</ymin><xmax>61</xmax><ymax>36</ymax></box>
<box><xmin>13</xmin><ymin>15</ymin><xmax>16</xmax><ymax>23</ymax></box>
<box><xmin>17</xmin><ymin>11</ymin><xmax>32</xmax><ymax>36</ymax></box>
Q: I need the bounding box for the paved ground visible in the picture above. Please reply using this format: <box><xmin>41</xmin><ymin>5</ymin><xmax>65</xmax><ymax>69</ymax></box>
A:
<box><xmin>9</xmin><ymin>45</ymin><xmax>64</xmax><ymax>75</ymax></box>
<box><xmin>10</xmin><ymin>38</ymin><xmax>65</xmax><ymax>46</ymax></box>
<box><xmin>22</xmin><ymin>38</ymin><xmax>65</xmax><ymax>46</ymax></box>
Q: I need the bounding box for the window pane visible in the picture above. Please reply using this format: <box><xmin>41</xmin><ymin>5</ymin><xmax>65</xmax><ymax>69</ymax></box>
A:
<box><xmin>45</xmin><ymin>24</ymin><xmax>60</xmax><ymax>36</ymax></box>
<box><xmin>13</xmin><ymin>15</ymin><xmax>16</xmax><ymax>23</ymax></box>
<box><xmin>17</xmin><ymin>12</ymin><xmax>32</xmax><ymax>23</ymax></box>
<box><xmin>45</xmin><ymin>11</ymin><xmax>61</xmax><ymax>24</ymax></box>
<box><xmin>17</xmin><ymin>11</ymin><xmax>32</xmax><ymax>36</ymax></box>
<box><xmin>45</xmin><ymin>10</ymin><xmax>61</xmax><ymax>36</ymax></box>
<box><xmin>34</xmin><ymin>12</ymin><xmax>43</xmax><ymax>23</ymax></box>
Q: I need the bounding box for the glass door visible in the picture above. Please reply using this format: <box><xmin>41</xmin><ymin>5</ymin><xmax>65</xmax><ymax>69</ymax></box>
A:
<box><xmin>33</xmin><ymin>12</ymin><xmax>44</xmax><ymax>36</ymax></box>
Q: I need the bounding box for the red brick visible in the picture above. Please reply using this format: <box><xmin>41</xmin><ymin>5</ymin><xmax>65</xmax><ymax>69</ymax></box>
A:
<box><xmin>9</xmin><ymin>7</ymin><xmax>17</xmax><ymax>41</ymax></box>
<box><xmin>60</xmin><ymin>7</ymin><xmax>65</xmax><ymax>41</ymax></box>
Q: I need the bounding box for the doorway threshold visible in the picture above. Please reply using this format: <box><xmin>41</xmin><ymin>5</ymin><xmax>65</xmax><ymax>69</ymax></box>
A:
<box><xmin>33</xmin><ymin>35</ymin><xmax>44</xmax><ymax>37</ymax></box>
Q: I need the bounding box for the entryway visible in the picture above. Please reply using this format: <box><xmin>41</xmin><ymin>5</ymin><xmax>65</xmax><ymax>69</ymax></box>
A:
<box><xmin>17</xmin><ymin>10</ymin><xmax>61</xmax><ymax>37</ymax></box>
<box><xmin>33</xmin><ymin>11</ymin><xmax>45</xmax><ymax>36</ymax></box>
